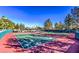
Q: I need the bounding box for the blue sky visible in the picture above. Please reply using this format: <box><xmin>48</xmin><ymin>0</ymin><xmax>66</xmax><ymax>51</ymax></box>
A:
<box><xmin>0</xmin><ymin>6</ymin><xmax>74</xmax><ymax>27</ymax></box>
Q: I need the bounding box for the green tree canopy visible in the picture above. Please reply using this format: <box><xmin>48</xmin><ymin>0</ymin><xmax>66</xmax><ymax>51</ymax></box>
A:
<box><xmin>0</xmin><ymin>16</ymin><xmax>15</xmax><ymax>29</ymax></box>
<box><xmin>44</xmin><ymin>18</ymin><xmax>53</xmax><ymax>30</ymax></box>
<box><xmin>55</xmin><ymin>22</ymin><xmax>64</xmax><ymax>30</ymax></box>
<box><xmin>71</xmin><ymin>7</ymin><xmax>79</xmax><ymax>29</ymax></box>
<box><xmin>64</xmin><ymin>14</ymin><xmax>74</xmax><ymax>30</ymax></box>
<box><xmin>19</xmin><ymin>24</ymin><xmax>25</xmax><ymax>30</ymax></box>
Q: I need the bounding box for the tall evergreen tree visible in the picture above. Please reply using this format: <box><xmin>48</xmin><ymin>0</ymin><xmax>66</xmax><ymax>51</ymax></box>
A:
<box><xmin>64</xmin><ymin>14</ymin><xmax>74</xmax><ymax>30</ymax></box>
<box><xmin>71</xmin><ymin>7</ymin><xmax>79</xmax><ymax>29</ymax></box>
<box><xmin>19</xmin><ymin>24</ymin><xmax>25</xmax><ymax>30</ymax></box>
<box><xmin>55</xmin><ymin>22</ymin><xmax>64</xmax><ymax>30</ymax></box>
<box><xmin>44</xmin><ymin>18</ymin><xmax>53</xmax><ymax>30</ymax></box>
<box><xmin>15</xmin><ymin>24</ymin><xmax>20</xmax><ymax>30</ymax></box>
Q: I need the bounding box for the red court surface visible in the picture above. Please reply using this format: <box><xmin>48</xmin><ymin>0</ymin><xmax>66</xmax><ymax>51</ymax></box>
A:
<box><xmin>0</xmin><ymin>33</ymin><xmax>79</xmax><ymax>53</ymax></box>
<box><xmin>0</xmin><ymin>33</ymin><xmax>17</xmax><ymax>53</ymax></box>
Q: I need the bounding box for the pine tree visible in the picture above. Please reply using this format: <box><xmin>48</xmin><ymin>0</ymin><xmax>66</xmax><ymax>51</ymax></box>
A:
<box><xmin>44</xmin><ymin>18</ymin><xmax>53</xmax><ymax>30</ymax></box>
<box><xmin>64</xmin><ymin>14</ymin><xmax>74</xmax><ymax>30</ymax></box>
<box><xmin>55</xmin><ymin>22</ymin><xmax>64</xmax><ymax>30</ymax></box>
<box><xmin>71</xmin><ymin>7</ymin><xmax>79</xmax><ymax>29</ymax></box>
